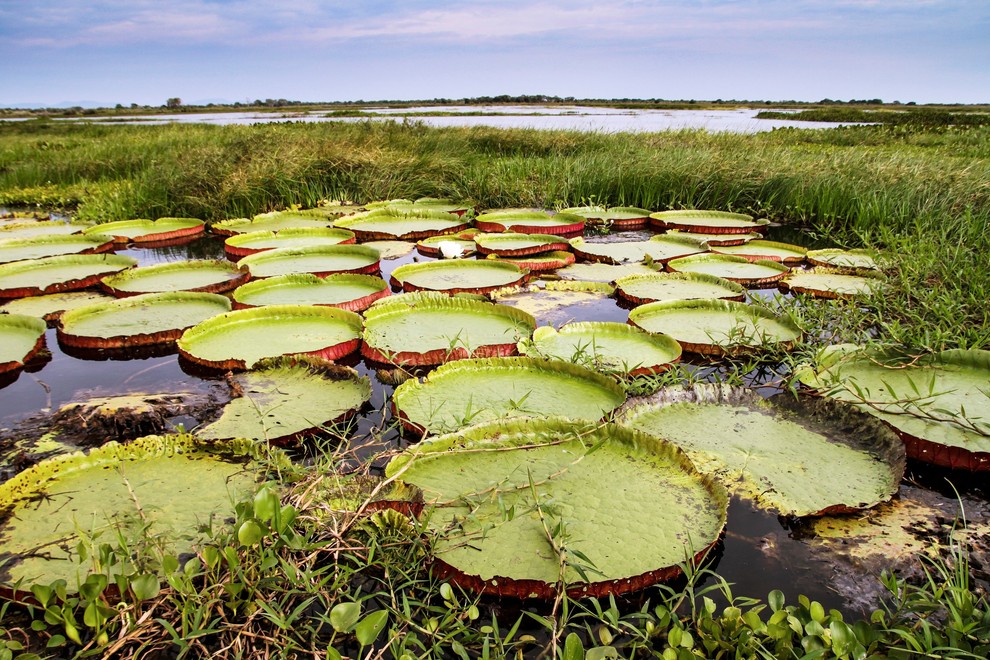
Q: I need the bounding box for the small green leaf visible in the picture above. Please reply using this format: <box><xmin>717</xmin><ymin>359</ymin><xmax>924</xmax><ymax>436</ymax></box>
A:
<box><xmin>355</xmin><ymin>610</ymin><xmax>389</xmax><ymax>646</ymax></box>
<box><xmin>329</xmin><ymin>602</ymin><xmax>361</xmax><ymax>633</ymax></box>
<box><xmin>326</xmin><ymin>647</ymin><xmax>342</xmax><ymax>660</ymax></box>
<box><xmin>563</xmin><ymin>632</ymin><xmax>585</xmax><ymax>660</ymax></box>
<box><xmin>237</xmin><ymin>519</ymin><xmax>265</xmax><ymax>546</ymax></box>
<box><xmin>253</xmin><ymin>486</ymin><xmax>279</xmax><ymax>523</ymax></box>
<box><xmin>768</xmin><ymin>589</ymin><xmax>785</xmax><ymax>612</ymax></box>
<box><xmin>130</xmin><ymin>574</ymin><xmax>160</xmax><ymax>602</ymax></box>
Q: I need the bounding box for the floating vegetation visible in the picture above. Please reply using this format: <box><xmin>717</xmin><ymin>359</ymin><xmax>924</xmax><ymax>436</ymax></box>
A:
<box><xmin>556</xmin><ymin>261</ymin><xmax>659</xmax><ymax>282</ymax></box>
<box><xmin>560</xmin><ymin>206</ymin><xmax>653</xmax><ymax>229</ymax></box>
<box><xmin>665</xmin><ymin>229</ymin><xmax>761</xmax><ymax>246</ymax></box>
<box><xmin>0</xmin><ymin>290</ymin><xmax>116</xmax><ymax>324</ymax></box>
<box><xmin>0</xmin><ymin>254</ymin><xmax>137</xmax><ymax>299</ymax></box>
<box><xmin>416</xmin><ymin>232</ymin><xmax>478</xmax><ymax>258</ymax></box>
<box><xmin>667</xmin><ymin>253</ymin><xmax>789</xmax><ymax>287</ymax></box>
<box><xmin>232</xmin><ymin>273</ymin><xmax>389</xmax><ymax>312</ymax></box>
<box><xmin>83</xmin><ymin>217</ymin><xmax>205</xmax><ymax>243</ymax></box>
<box><xmin>491</xmin><ymin>281</ymin><xmax>617</xmax><ymax>326</ymax></box>
<box><xmin>806</xmin><ymin>248</ymin><xmax>880</xmax><ymax>272</ymax></box>
<box><xmin>475</xmin><ymin>210</ymin><xmax>585</xmax><ymax>235</ymax></box>
<box><xmin>712</xmin><ymin>239</ymin><xmax>808</xmax><ymax>265</ymax></box>
<box><xmin>0</xmin><ymin>221</ymin><xmax>86</xmax><ymax>240</ymax></box>
<box><xmin>363</xmin><ymin>240</ymin><xmax>416</xmax><ymax>260</ymax></box>
<box><xmin>210</xmin><ymin>213</ymin><xmax>333</xmax><ymax>237</ymax></box>
<box><xmin>0</xmin><ymin>313</ymin><xmax>46</xmax><ymax>375</ymax></box>
<box><xmin>569</xmin><ymin>235</ymin><xmax>706</xmax><ymax>265</ymax></box>
<box><xmin>0</xmin><ymin>233</ymin><xmax>115</xmax><ymax>265</ymax></box>
<box><xmin>390</xmin><ymin>259</ymin><xmax>527</xmax><ymax>295</ymax></box>
<box><xmin>364</xmin><ymin>197</ymin><xmax>472</xmax><ymax>215</ymax></box>
<box><xmin>100</xmin><ymin>260</ymin><xmax>249</xmax><ymax>297</ymax></box>
<box><xmin>222</xmin><ymin>227</ymin><xmax>356</xmax><ymax>259</ymax></box>
<box><xmin>334</xmin><ymin>208</ymin><xmax>471</xmax><ymax>241</ymax></box>
<box><xmin>519</xmin><ymin>321</ymin><xmax>681</xmax><ymax>376</ymax></box>
<box><xmin>486</xmin><ymin>250</ymin><xmax>575</xmax><ymax>272</ymax></box>
<box><xmin>236</xmin><ymin>244</ymin><xmax>381</xmax><ymax>278</ymax></box>
<box><xmin>649</xmin><ymin>210</ymin><xmax>770</xmax><ymax>234</ymax></box>
<box><xmin>474</xmin><ymin>232</ymin><xmax>570</xmax><ymax>257</ymax></box>
<box><xmin>614</xmin><ymin>272</ymin><xmax>746</xmax><ymax>305</ymax></box>
<box><xmin>780</xmin><ymin>268</ymin><xmax>883</xmax><ymax>299</ymax></box>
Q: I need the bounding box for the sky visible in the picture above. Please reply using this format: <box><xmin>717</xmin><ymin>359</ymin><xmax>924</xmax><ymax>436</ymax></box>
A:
<box><xmin>1</xmin><ymin>0</ymin><xmax>988</xmax><ymax>108</ymax></box>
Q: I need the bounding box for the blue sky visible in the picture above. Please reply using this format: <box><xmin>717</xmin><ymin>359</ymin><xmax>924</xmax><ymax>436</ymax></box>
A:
<box><xmin>2</xmin><ymin>1</ymin><xmax>988</xmax><ymax>107</ymax></box>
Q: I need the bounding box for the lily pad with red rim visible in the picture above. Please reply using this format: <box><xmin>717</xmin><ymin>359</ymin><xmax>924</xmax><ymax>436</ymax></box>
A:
<box><xmin>416</xmin><ymin>232</ymin><xmax>478</xmax><ymax>258</ymax></box>
<box><xmin>491</xmin><ymin>281</ymin><xmax>617</xmax><ymax>326</ymax></box>
<box><xmin>0</xmin><ymin>221</ymin><xmax>87</xmax><ymax>240</ymax></box>
<box><xmin>362</xmin><ymin>293</ymin><xmax>535</xmax><ymax>366</ymax></box>
<box><xmin>519</xmin><ymin>322</ymin><xmax>681</xmax><ymax>376</ymax></box>
<box><xmin>556</xmin><ymin>261</ymin><xmax>659</xmax><ymax>283</ymax></box>
<box><xmin>382</xmin><ymin>417</ymin><xmax>727</xmax><ymax>598</ymax></box>
<box><xmin>365</xmin><ymin>197</ymin><xmax>472</xmax><ymax>216</ymax></box>
<box><xmin>237</xmin><ymin>244</ymin><xmax>381</xmax><ymax>278</ymax></box>
<box><xmin>0</xmin><ymin>313</ymin><xmax>47</xmax><ymax>375</ymax></box>
<box><xmin>0</xmin><ymin>233</ymin><xmax>115</xmax><ymax>265</ymax></box>
<box><xmin>475</xmin><ymin>210</ymin><xmax>585</xmax><ymax>236</ymax></box>
<box><xmin>177</xmin><ymin>304</ymin><xmax>363</xmax><ymax>370</ymax></box>
<box><xmin>100</xmin><ymin>260</ymin><xmax>249</xmax><ymax>297</ymax></box>
<box><xmin>474</xmin><ymin>232</ymin><xmax>570</xmax><ymax>257</ymax></box>
<box><xmin>391</xmin><ymin>356</ymin><xmax>626</xmax><ymax>435</ymax></box>
<box><xmin>780</xmin><ymin>268</ymin><xmax>883</xmax><ymax>300</ymax></box>
<box><xmin>649</xmin><ymin>210</ymin><xmax>769</xmax><ymax>234</ymax></box>
<box><xmin>569</xmin><ymin>235</ymin><xmax>706</xmax><ymax>265</ymax></box>
<box><xmin>665</xmin><ymin>229</ymin><xmax>761</xmax><ymax>247</ymax></box>
<box><xmin>0</xmin><ymin>254</ymin><xmax>138</xmax><ymax>299</ymax></box>
<box><xmin>0</xmin><ymin>291</ymin><xmax>116</xmax><ymax>325</ymax></box>
<box><xmin>82</xmin><ymin>217</ymin><xmax>204</xmax><ymax>243</ymax></box>
<box><xmin>712</xmin><ymin>239</ymin><xmax>808</xmax><ymax>265</ymax></box>
<box><xmin>390</xmin><ymin>259</ymin><xmax>527</xmax><ymax>295</ymax></box>
<box><xmin>232</xmin><ymin>273</ymin><xmax>389</xmax><ymax>312</ymax></box>
<box><xmin>334</xmin><ymin>208</ymin><xmax>471</xmax><ymax>241</ymax></box>
<box><xmin>486</xmin><ymin>251</ymin><xmax>575</xmax><ymax>272</ymax></box>
<box><xmin>806</xmin><ymin>248</ymin><xmax>879</xmax><ymax>272</ymax></box>
<box><xmin>666</xmin><ymin>254</ymin><xmax>789</xmax><ymax>287</ymax></box>
<box><xmin>620</xmin><ymin>384</ymin><xmax>905</xmax><ymax>517</ymax></box>
<box><xmin>614</xmin><ymin>272</ymin><xmax>746</xmax><ymax>305</ymax></box>
<box><xmin>210</xmin><ymin>213</ymin><xmax>334</xmax><ymax>237</ymax></box>
<box><xmin>560</xmin><ymin>206</ymin><xmax>652</xmax><ymax>229</ymax></box>
<box><xmin>57</xmin><ymin>291</ymin><xmax>232</xmax><ymax>349</ymax></box>
<box><xmin>223</xmin><ymin>227</ymin><xmax>357</xmax><ymax>259</ymax></box>
<box><xmin>628</xmin><ymin>299</ymin><xmax>803</xmax><ymax>356</ymax></box>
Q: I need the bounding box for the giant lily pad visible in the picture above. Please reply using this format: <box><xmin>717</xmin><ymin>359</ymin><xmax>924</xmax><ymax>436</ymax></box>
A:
<box><xmin>178</xmin><ymin>304</ymin><xmax>363</xmax><ymax>370</ymax></box>
<box><xmin>569</xmin><ymin>235</ymin><xmax>706</xmax><ymax>265</ymax></box>
<box><xmin>198</xmin><ymin>357</ymin><xmax>371</xmax><ymax>444</ymax></box>
<box><xmin>390</xmin><ymin>260</ymin><xmax>527</xmax><ymax>295</ymax></box>
<box><xmin>560</xmin><ymin>206</ymin><xmax>652</xmax><ymax>230</ymax></box>
<box><xmin>83</xmin><ymin>217</ymin><xmax>204</xmax><ymax>243</ymax></box>
<box><xmin>621</xmin><ymin>385</ymin><xmax>905</xmax><ymax>517</ymax></box>
<box><xmin>100</xmin><ymin>260</ymin><xmax>249</xmax><ymax>297</ymax></box>
<box><xmin>519</xmin><ymin>322</ymin><xmax>681</xmax><ymax>376</ymax></box>
<box><xmin>364</xmin><ymin>240</ymin><xmax>417</xmax><ymax>260</ymax></box>
<box><xmin>0</xmin><ymin>434</ymin><xmax>275</xmax><ymax>592</ymax></box>
<box><xmin>0</xmin><ymin>313</ymin><xmax>46</xmax><ymax>375</ymax></box>
<box><xmin>0</xmin><ymin>254</ymin><xmax>137</xmax><ymax>299</ymax></box>
<box><xmin>475</xmin><ymin>210</ymin><xmax>585</xmax><ymax>236</ymax></box>
<box><xmin>486</xmin><ymin>251</ymin><xmax>575</xmax><ymax>272</ymax></box>
<box><xmin>417</xmin><ymin>233</ymin><xmax>478</xmax><ymax>258</ymax></box>
<box><xmin>556</xmin><ymin>262</ymin><xmax>659</xmax><ymax>283</ymax></box>
<box><xmin>665</xmin><ymin>230</ymin><xmax>761</xmax><ymax>247</ymax></box>
<box><xmin>798</xmin><ymin>345</ymin><xmax>990</xmax><ymax>470</ymax></box>
<box><xmin>223</xmin><ymin>227</ymin><xmax>357</xmax><ymax>259</ymax></box>
<box><xmin>57</xmin><ymin>292</ymin><xmax>231</xmax><ymax>349</ymax></box>
<box><xmin>780</xmin><ymin>268</ymin><xmax>882</xmax><ymax>300</ymax></box>
<box><xmin>713</xmin><ymin>240</ymin><xmax>807</xmax><ymax>265</ymax></box>
<box><xmin>0</xmin><ymin>291</ymin><xmax>116</xmax><ymax>324</ymax></box>
<box><xmin>0</xmin><ymin>221</ymin><xmax>86</xmax><ymax>240</ymax></box>
<box><xmin>667</xmin><ymin>254</ymin><xmax>789</xmax><ymax>287</ymax></box>
<box><xmin>210</xmin><ymin>213</ymin><xmax>333</xmax><ymax>237</ymax></box>
<box><xmin>628</xmin><ymin>299</ymin><xmax>803</xmax><ymax>355</ymax></box>
<box><xmin>365</xmin><ymin>197</ymin><xmax>472</xmax><ymax>216</ymax></box>
<box><xmin>475</xmin><ymin>232</ymin><xmax>570</xmax><ymax>257</ymax></box>
<box><xmin>491</xmin><ymin>282</ymin><xmax>617</xmax><ymax>326</ymax></box>
<box><xmin>237</xmin><ymin>244</ymin><xmax>381</xmax><ymax>278</ymax></box>
<box><xmin>383</xmin><ymin>417</ymin><xmax>727</xmax><ymax>598</ymax></box>
<box><xmin>614</xmin><ymin>272</ymin><xmax>746</xmax><ymax>305</ymax></box>
<box><xmin>362</xmin><ymin>294</ymin><xmax>535</xmax><ymax>366</ymax></box>
<box><xmin>649</xmin><ymin>210</ymin><xmax>769</xmax><ymax>234</ymax></box>
<box><xmin>232</xmin><ymin>273</ymin><xmax>389</xmax><ymax>312</ymax></box>
<box><xmin>0</xmin><ymin>233</ymin><xmax>115</xmax><ymax>265</ymax></box>
<box><xmin>334</xmin><ymin>209</ymin><xmax>470</xmax><ymax>241</ymax></box>
<box><xmin>806</xmin><ymin>248</ymin><xmax>879</xmax><ymax>272</ymax></box>
<box><xmin>392</xmin><ymin>357</ymin><xmax>626</xmax><ymax>435</ymax></box>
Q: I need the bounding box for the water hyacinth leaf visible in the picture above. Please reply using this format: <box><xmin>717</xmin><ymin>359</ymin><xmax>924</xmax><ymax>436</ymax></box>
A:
<box><xmin>649</xmin><ymin>210</ymin><xmax>769</xmax><ymax>234</ymax></box>
<box><xmin>556</xmin><ymin>262</ymin><xmax>659</xmax><ymax>283</ymax></box>
<box><xmin>83</xmin><ymin>217</ymin><xmax>205</xmax><ymax>243</ymax></box>
<box><xmin>667</xmin><ymin>254</ymin><xmax>789</xmax><ymax>287</ymax></box>
<box><xmin>383</xmin><ymin>418</ymin><xmax>727</xmax><ymax>598</ymax></box>
<box><xmin>491</xmin><ymin>282</ymin><xmax>617</xmax><ymax>326</ymax></box>
<box><xmin>211</xmin><ymin>213</ymin><xmax>334</xmax><ymax>237</ymax></box>
<box><xmin>100</xmin><ymin>260</ymin><xmax>249</xmax><ymax>297</ymax></box>
<box><xmin>569</xmin><ymin>235</ymin><xmax>705</xmax><ymax>265</ymax></box>
<box><xmin>362</xmin><ymin>294</ymin><xmax>535</xmax><ymax>366</ymax></box>
<box><xmin>628</xmin><ymin>299</ymin><xmax>802</xmax><ymax>356</ymax></box>
<box><xmin>0</xmin><ymin>254</ymin><xmax>138</xmax><ymax>299</ymax></box>
<box><xmin>0</xmin><ymin>313</ymin><xmax>46</xmax><ymax>374</ymax></box>
<box><xmin>57</xmin><ymin>291</ymin><xmax>232</xmax><ymax>349</ymax></box>
<box><xmin>620</xmin><ymin>384</ymin><xmax>905</xmax><ymax>516</ymax></box>
<box><xmin>391</xmin><ymin>357</ymin><xmax>626</xmax><ymax>435</ymax></box>
<box><xmin>223</xmin><ymin>227</ymin><xmax>356</xmax><ymax>259</ymax></box>
<box><xmin>237</xmin><ymin>244</ymin><xmax>381</xmax><ymax>278</ymax></box>
<box><xmin>712</xmin><ymin>240</ymin><xmax>808</xmax><ymax>265</ymax></box>
<box><xmin>0</xmin><ymin>290</ymin><xmax>116</xmax><ymax>324</ymax></box>
<box><xmin>806</xmin><ymin>248</ymin><xmax>879</xmax><ymax>272</ymax></box>
<box><xmin>390</xmin><ymin>260</ymin><xmax>527</xmax><ymax>295</ymax></box>
<box><xmin>799</xmin><ymin>345</ymin><xmax>990</xmax><ymax>470</ymax></box>
<box><xmin>198</xmin><ymin>357</ymin><xmax>371</xmax><ymax>444</ymax></box>
<box><xmin>780</xmin><ymin>268</ymin><xmax>883</xmax><ymax>300</ymax></box>
<box><xmin>519</xmin><ymin>322</ymin><xmax>681</xmax><ymax>377</ymax></box>
<box><xmin>475</xmin><ymin>210</ymin><xmax>585</xmax><ymax>236</ymax></box>
<box><xmin>232</xmin><ymin>273</ymin><xmax>389</xmax><ymax>312</ymax></box>
<box><xmin>614</xmin><ymin>272</ymin><xmax>745</xmax><ymax>305</ymax></box>
<box><xmin>0</xmin><ymin>434</ymin><xmax>279</xmax><ymax>592</ymax></box>
<box><xmin>474</xmin><ymin>232</ymin><xmax>570</xmax><ymax>257</ymax></box>
<box><xmin>334</xmin><ymin>208</ymin><xmax>471</xmax><ymax>240</ymax></box>
<box><xmin>0</xmin><ymin>234</ymin><xmax>115</xmax><ymax>265</ymax></box>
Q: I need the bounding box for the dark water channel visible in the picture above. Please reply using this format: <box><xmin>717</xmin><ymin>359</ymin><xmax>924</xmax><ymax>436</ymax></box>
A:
<box><xmin>1</xmin><ymin>221</ymin><xmax>984</xmax><ymax>620</ymax></box>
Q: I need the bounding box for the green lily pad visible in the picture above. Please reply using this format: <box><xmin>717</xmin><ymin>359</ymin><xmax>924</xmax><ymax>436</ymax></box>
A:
<box><xmin>713</xmin><ymin>240</ymin><xmax>807</xmax><ymax>265</ymax></box>
<box><xmin>198</xmin><ymin>357</ymin><xmax>371</xmax><ymax>444</ymax></box>
<box><xmin>362</xmin><ymin>294</ymin><xmax>535</xmax><ymax>366</ymax></box>
<box><xmin>334</xmin><ymin>209</ymin><xmax>471</xmax><ymax>240</ymax></box>
<box><xmin>416</xmin><ymin>234</ymin><xmax>477</xmax><ymax>258</ymax></box>
<box><xmin>390</xmin><ymin>260</ymin><xmax>527</xmax><ymax>295</ymax></box>
<box><xmin>491</xmin><ymin>282</ymin><xmax>616</xmax><ymax>326</ymax></box>
<box><xmin>0</xmin><ymin>313</ymin><xmax>46</xmax><ymax>374</ymax></box>
<box><xmin>475</xmin><ymin>211</ymin><xmax>585</xmax><ymax>236</ymax></box>
<box><xmin>0</xmin><ymin>233</ymin><xmax>115</xmax><ymax>265</ymax></box>
<box><xmin>798</xmin><ymin>345</ymin><xmax>990</xmax><ymax>470</ymax></box>
<box><xmin>237</xmin><ymin>244</ymin><xmax>381</xmax><ymax>278</ymax></box>
<box><xmin>211</xmin><ymin>213</ymin><xmax>334</xmax><ymax>237</ymax></box>
<box><xmin>0</xmin><ymin>434</ymin><xmax>277</xmax><ymax>591</ymax></box>
<box><xmin>665</xmin><ymin>230</ymin><xmax>761</xmax><ymax>246</ymax></box>
<box><xmin>780</xmin><ymin>268</ymin><xmax>882</xmax><ymax>299</ymax></box>
<box><xmin>383</xmin><ymin>418</ymin><xmax>727</xmax><ymax>598</ymax></box>
<box><xmin>0</xmin><ymin>254</ymin><xmax>138</xmax><ymax>299</ymax></box>
<box><xmin>556</xmin><ymin>262</ymin><xmax>659</xmax><ymax>283</ymax></box>
<box><xmin>232</xmin><ymin>273</ymin><xmax>389</xmax><ymax>312</ymax></box>
<box><xmin>365</xmin><ymin>197</ymin><xmax>472</xmax><ymax>215</ymax></box>
<box><xmin>223</xmin><ymin>227</ymin><xmax>356</xmax><ymax>258</ymax></box>
<box><xmin>649</xmin><ymin>210</ymin><xmax>769</xmax><ymax>234</ymax></box>
<box><xmin>364</xmin><ymin>240</ymin><xmax>417</xmax><ymax>260</ymax></box>
<box><xmin>667</xmin><ymin>254</ymin><xmax>789</xmax><ymax>286</ymax></box>
<box><xmin>58</xmin><ymin>291</ymin><xmax>232</xmax><ymax>349</ymax></box>
<box><xmin>614</xmin><ymin>272</ymin><xmax>746</xmax><ymax>305</ymax></box>
<box><xmin>392</xmin><ymin>357</ymin><xmax>626</xmax><ymax>435</ymax></box>
<box><xmin>806</xmin><ymin>248</ymin><xmax>880</xmax><ymax>272</ymax></box>
<box><xmin>486</xmin><ymin>250</ymin><xmax>575</xmax><ymax>272</ymax></box>
<box><xmin>560</xmin><ymin>206</ymin><xmax>652</xmax><ymax>229</ymax></box>
<box><xmin>621</xmin><ymin>385</ymin><xmax>905</xmax><ymax>516</ymax></box>
<box><xmin>569</xmin><ymin>235</ymin><xmax>705</xmax><ymax>265</ymax></box>
<box><xmin>178</xmin><ymin>304</ymin><xmax>363</xmax><ymax>370</ymax></box>
<box><xmin>0</xmin><ymin>221</ymin><xmax>87</xmax><ymax>240</ymax></box>
<box><xmin>475</xmin><ymin>232</ymin><xmax>570</xmax><ymax>257</ymax></box>
<box><xmin>519</xmin><ymin>322</ymin><xmax>681</xmax><ymax>376</ymax></box>
<box><xmin>83</xmin><ymin>217</ymin><xmax>204</xmax><ymax>243</ymax></box>
<box><xmin>0</xmin><ymin>291</ymin><xmax>116</xmax><ymax>324</ymax></box>
<box><xmin>628</xmin><ymin>299</ymin><xmax>803</xmax><ymax>355</ymax></box>
<box><xmin>100</xmin><ymin>260</ymin><xmax>249</xmax><ymax>297</ymax></box>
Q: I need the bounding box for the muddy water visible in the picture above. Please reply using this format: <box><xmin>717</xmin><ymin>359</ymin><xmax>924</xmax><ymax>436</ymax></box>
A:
<box><xmin>1</xmin><ymin>224</ymin><xmax>985</xmax><ymax>616</ymax></box>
